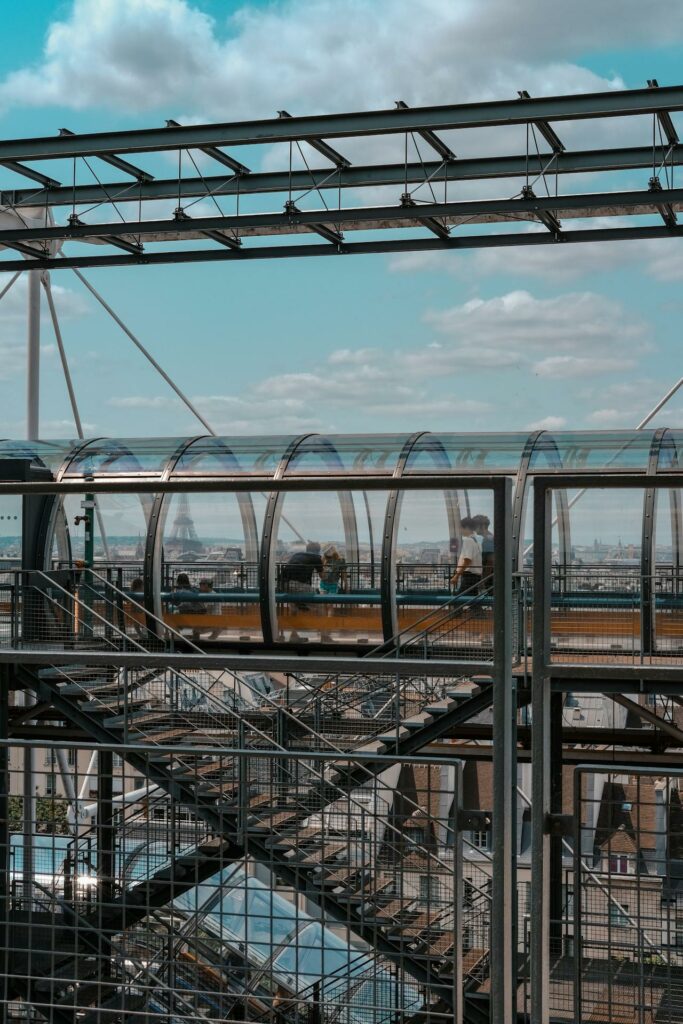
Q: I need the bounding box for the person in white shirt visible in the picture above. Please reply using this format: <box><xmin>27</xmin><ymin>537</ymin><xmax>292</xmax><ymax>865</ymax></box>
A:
<box><xmin>450</xmin><ymin>517</ymin><xmax>483</xmax><ymax>593</ymax></box>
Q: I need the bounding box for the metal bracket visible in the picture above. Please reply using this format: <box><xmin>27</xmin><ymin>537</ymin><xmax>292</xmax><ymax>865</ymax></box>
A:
<box><xmin>458</xmin><ymin>809</ymin><xmax>492</xmax><ymax>831</ymax></box>
<box><xmin>545</xmin><ymin>812</ymin><xmax>572</xmax><ymax>837</ymax></box>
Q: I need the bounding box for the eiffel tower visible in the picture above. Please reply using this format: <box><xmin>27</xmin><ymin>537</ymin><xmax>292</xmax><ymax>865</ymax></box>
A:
<box><xmin>168</xmin><ymin>492</ymin><xmax>203</xmax><ymax>553</ymax></box>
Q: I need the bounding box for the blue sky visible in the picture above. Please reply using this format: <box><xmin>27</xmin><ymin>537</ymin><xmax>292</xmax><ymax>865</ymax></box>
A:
<box><xmin>0</xmin><ymin>0</ymin><xmax>683</xmax><ymax>440</ymax></box>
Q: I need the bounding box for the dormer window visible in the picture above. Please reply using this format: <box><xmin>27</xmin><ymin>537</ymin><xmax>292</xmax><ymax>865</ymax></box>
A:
<box><xmin>609</xmin><ymin>854</ymin><xmax>631</xmax><ymax>874</ymax></box>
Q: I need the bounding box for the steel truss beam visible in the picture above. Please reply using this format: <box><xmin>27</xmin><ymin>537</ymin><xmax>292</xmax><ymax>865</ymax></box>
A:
<box><xmin>0</xmin><ymin>223</ymin><xmax>681</xmax><ymax>272</ymax></box>
<box><xmin>1</xmin><ymin>85</ymin><xmax>683</xmax><ymax>162</ymax></box>
<box><xmin>2</xmin><ymin>146</ymin><xmax>682</xmax><ymax>210</ymax></box>
<box><xmin>0</xmin><ymin>84</ymin><xmax>681</xmax><ymax>268</ymax></box>
<box><xmin>3</xmin><ymin>186</ymin><xmax>681</xmax><ymax>249</ymax></box>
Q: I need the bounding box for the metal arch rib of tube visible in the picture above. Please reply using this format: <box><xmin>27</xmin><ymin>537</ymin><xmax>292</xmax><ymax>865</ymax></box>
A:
<box><xmin>521</xmin><ymin>373</ymin><xmax>683</xmax><ymax>560</ymax></box>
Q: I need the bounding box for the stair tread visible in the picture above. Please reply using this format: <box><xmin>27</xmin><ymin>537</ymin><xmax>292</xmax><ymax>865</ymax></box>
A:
<box><xmin>298</xmin><ymin>840</ymin><xmax>347</xmax><ymax>865</ymax></box>
<box><xmin>424</xmin><ymin>700</ymin><xmax>456</xmax><ymax>714</ymax></box>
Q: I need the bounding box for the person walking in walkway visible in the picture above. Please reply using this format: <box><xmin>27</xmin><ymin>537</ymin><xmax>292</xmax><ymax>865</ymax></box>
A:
<box><xmin>280</xmin><ymin>541</ymin><xmax>323</xmax><ymax>641</ymax></box>
<box><xmin>450</xmin><ymin>518</ymin><xmax>483</xmax><ymax>593</ymax></box>
<box><xmin>473</xmin><ymin>514</ymin><xmax>494</xmax><ymax>584</ymax></box>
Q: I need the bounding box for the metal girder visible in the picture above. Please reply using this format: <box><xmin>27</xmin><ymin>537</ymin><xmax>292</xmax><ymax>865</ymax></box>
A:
<box><xmin>0</xmin><ymin>160</ymin><xmax>60</xmax><ymax>187</ymax></box>
<box><xmin>172</xmin><ymin>207</ymin><xmax>241</xmax><ymax>250</ymax></box>
<box><xmin>609</xmin><ymin>693</ymin><xmax>683</xmax><ymax>744</ymax></box>
<box><xmin>165</xmin><ymin>118</ymin><xmax>250</xmax><ymax>176</ymax></box>
<box><xmin>427</xmin><ymin>744</ymin><xmax>683</xmax><ymax>769</ymax></box>
<box><xmin>1</xmin><ymin>240</ymin><xmax>47</xmax><ymax>259</ymax></box>
<box><xmin>648</xmin><ymin>79</ymin><xmax>679</xmax><ymax>145</ymax></box>
<box><xmin>0</xmin><ymin>222</ymin><xmax>681</xmax><ymax>272</ymax></box>
<box><xmin>518</xmin><ymin>90</ymin><xmax>565</xmax><ymax>152</ymax></box>
<box><xmin>0</xmin><ymin>187</ymin><xmax>680</xmax><ymax>249</ymax></box>
<box><xmin>395</xmin><ymin>99</ymin><xmax>456</xmax><ymax>160</ymax></box>
<box><xmin>278</xmin><ymin>109</ymin><xmax>350</xmax><ymax>167</ymax></box>
<box><xmin>2</xmin><ymin>85</ymin><xmax>683</xmax><ymax>162</ymax></box>
<box><xmin>58</xmin><ymin>127</ymin><xmax>154</xmax><ymax>181</ymax></box>
<box><xmin>1</xmin><ymin>650</ymin><xmax>490</xmax><ymax>676</ymax></box>
<box><xmin>3</xmin><ymin>145</ymin><xmax>682</xmax><ymax>209</ymax></box>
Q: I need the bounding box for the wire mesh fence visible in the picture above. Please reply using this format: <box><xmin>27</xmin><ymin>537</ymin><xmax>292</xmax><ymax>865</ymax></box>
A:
<box><xmin>0</xmin><ymin>740</ymin><xmax>471</xmax><ymax>1024</ymax></box>
<box><xmin>573</xmin><ymin>768</ymin><xmax>683</xmax><ymax>1024</ymax></box>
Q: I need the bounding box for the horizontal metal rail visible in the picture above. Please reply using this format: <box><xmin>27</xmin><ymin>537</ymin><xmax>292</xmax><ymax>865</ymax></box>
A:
<box><xmin>2</xmin><ymin>223</ymin><xmax>683</xmax><ymax>271</ymax></box>
<box><xmin>2</xmin><ymin>145</ymin><xmax>681</xmax><ymax>209</ymax></box>
<box><xmin>2</xmin><ymin>187</ymin><xmax>682</xmax><ymax>246</ymax></box>
<box><xmin>1</xmin><ymin>84</ymin><xmax>682</xmax><ymax>161</ymax></box>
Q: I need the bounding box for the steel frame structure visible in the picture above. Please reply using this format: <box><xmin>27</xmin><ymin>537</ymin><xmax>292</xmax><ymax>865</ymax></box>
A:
<box><xmin>1</xmin><ymin>84</ymin><xmax>683</xmax><ymax>269</ymax></box>
<box><xmin>2</xmin><ymin>454</ymin><xmax>683</xmax><ymax>1017</ymax></box>
<box><xmin>532</xmin><ymin>472</ymin><xmax>683</xmax><ymax>1024</ymax></box>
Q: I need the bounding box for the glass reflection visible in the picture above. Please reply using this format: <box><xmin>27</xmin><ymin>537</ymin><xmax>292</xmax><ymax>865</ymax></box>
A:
<box><xmin>63</xmin><ymin>437</ymin><xmax>184</xmax><ymax>476</ymax></box>
<box><xmin>272</xmin><ymin>487</ymin><xmax>380</xmax><ymax>644</ymax></box>
<box><xmin>174</xmin><ymin>436</ymin><xmax>296</xmax><ymax>477</ymax></box>
<box><xmin>159</xmin><ymin>489</ymin><xmax>265</xmax><ymax>643</ymax></box>
<box><xmin>405</xmin><ymin>433</ymin><xmax>529</xmax><ymax>473</ymax></box>
<box><xmin>284</xmin><ymin>434</ymin><xmax>409</xmax><ymax>475</ymax></box>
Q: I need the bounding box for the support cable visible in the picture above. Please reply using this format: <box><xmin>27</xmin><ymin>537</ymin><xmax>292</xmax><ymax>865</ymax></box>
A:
<box><xmin>0</xmin><ymin>270</ymin><xmax>21</xmax><ymax>303</ymax></box>
<box><xmin>70</xmin><ymin>267</ymin><xmax>215</xmax><ymax>434</ymax></box>
<box><xmin>42</xmin><ymin>276</ymin><xmax>83</xmax><ymax>437</ymax></box>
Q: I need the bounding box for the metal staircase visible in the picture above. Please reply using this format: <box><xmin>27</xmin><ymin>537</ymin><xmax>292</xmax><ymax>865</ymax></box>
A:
<box><xmin>9</xmin><ymin>571</ymin><xmax>497</xmax><ymax>1021</ymax></box>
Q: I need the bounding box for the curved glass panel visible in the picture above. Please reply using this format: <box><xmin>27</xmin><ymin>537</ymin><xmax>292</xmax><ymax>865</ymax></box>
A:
<box><xmin>284</xmin><ymin>434</ymin><xmax>410</xmax><ymax>475</ymax></box>
<box><xmin>519</xmin><ymin>435</ymin><xmax>568</xmax><ymax>570</ymax></box>
<box><xmin>534</xmin><ymin>431</ymin><xmax>653</xmax><ymax>471</ymax></box>
<box><xmin>405</xmin><ymin>433</ymin><xmax>529</xmax><ymax>473</ymax></box>
<box><xmin>63</xmin><ymin>437</ymin><xmax>184</xmax><ymax>476</ymax></box>
<box><xmin>551</xmin><ymin>487</ymin><xmax>645</xmax><ymax>655</ymax></box>
<box><xmin>660</xmin><ymin>431</ymin><xmax>683</xmax><ymax>470</ymax></box>
<box><xmin>159</xmin><ymin>486</ymin><xmax>265</xmax><ymax>644</ymax></box>
<box><xmin>395</xmin><ymin>488</ymin><xmax>494</xmax><ymax>652</ymax></box>
<box><xmin>0</xmin><ymin>438</ymin><xmax>78</xmax><ymax>473</ymax></box>
<box><xmin>272</xmin><ymin>487</ymin><xmax>382</xmax><ymax>644</ymax></box>
<box><xmin>174</xmin><ymin>435</ymin><xmax>297</xmax><ymax>476</ymax></box>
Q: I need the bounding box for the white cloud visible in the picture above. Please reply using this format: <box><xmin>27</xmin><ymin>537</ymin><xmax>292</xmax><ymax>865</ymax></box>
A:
<box><xmin>0</xmin><ymin>273</ymin><xmax>90</xmax><ymax>323</ymax></box>
<box><xmin>104</xmin><ymin>285</ymin><xmax>649</xmax><ymax>432</ymax></box>
<box><xmin>3</xmin><ymin>0</ymin><xmax>674</xmax><ymax>147</ymax></box>
<box><xmin>108</xmin><ymin>395</ymin><xmax>177</xmax><ymax>410</ymax></box>
<box><xmin>390</xmin><ymin>229</ymin><xmax>683</xmax><ymax>284</ymax></box>
<box><xmin>587</xmin><ymin>407</ymin><xmax>635</xmax><ymax>426</ymax></box>
<box><xmin>424</xmin><ymin>289</ymin><xmax>649</xmax><ymax>374</ymax></box>
<box><xmin>0</xmin><ymin>273</ymin><xmax>90</xmax><ymax>381</ymax></box>
<box><xmin>533</xmin><ymin>355</ymin><xmax>635</xmax><ymax>379</ymax></box>
<box><xmin>527</xmin><ymin>415</ymin><xmax>567</xmax><ymax>430</ymax></box>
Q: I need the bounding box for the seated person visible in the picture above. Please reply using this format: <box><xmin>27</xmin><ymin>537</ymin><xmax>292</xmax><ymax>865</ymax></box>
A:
<box><xmin>170</xmin><ymin>572</ymin><xmax>207</xmax><ymax>614</ymax></box>
<box><xmin>320</xmin><ymin>545</ymin><xmax>347</xmax><ymax>595</ymax></box>
<box><xmin>198</xmin><ymin>577</ymin><xmax>221</xmax><ymax>640</ymax></box>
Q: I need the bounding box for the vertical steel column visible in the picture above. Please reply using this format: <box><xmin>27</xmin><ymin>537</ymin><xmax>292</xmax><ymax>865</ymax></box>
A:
<box><xmin>572</xmin><ymin>768</ymin><xmax>583</xmax><ymax>1024</ymax></box>
<box><xmin>549</xmin><ymin>692</ymin><xmax>564</xmax><ymax>958</ymax></box>
<box><xmin>0</xmin><ymin>672</ymin><xmax>8</xmax><ymax>995</ymax></box>
<box><xmin>531</xmin><ymin>477</ymin><xmax>552</xmax><ymax>1023</ymax></box>
<box><xmin>26</xmin><ymin>270</ymin><xmax>41</xmax><ymax>442</ymax></box>
<box><xmin>97</xmin><ymin>748</ymin><xmax>114</xmax><ymax>996</ymax></box>
<box><xmin>453</xmin><ymin>761</ymin><xmax>464</xmax><ymax>1024</ymax></box>
<box><xmin>24</xmin><ymin>271</ymin><xmax>41</xmax><ymax>894</ymax></box>
<box><xmin>491</xmin><ymin>477</ymin><xmax>516</xmax><ymax>1024</ymax></box>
